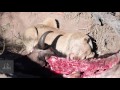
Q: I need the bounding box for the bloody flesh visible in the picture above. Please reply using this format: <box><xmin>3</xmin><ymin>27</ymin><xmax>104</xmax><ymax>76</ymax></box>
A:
<box><xmin>47</xmin><ymin>52</ymin><xmax>120</xmax><ymax>78</ymax></box>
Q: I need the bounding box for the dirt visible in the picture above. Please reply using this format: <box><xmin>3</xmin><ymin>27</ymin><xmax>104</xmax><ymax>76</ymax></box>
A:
<box><xmin>0</xmin><ymin>12</ymin><xmax>120</xmax><ymax>78</ymax></box>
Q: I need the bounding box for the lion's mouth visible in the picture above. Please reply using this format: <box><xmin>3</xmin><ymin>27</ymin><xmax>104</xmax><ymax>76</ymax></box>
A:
<box><xmin>46</xmin><ymin>51</ymin><xmax>120</xmax><ymax>78</ymax></box>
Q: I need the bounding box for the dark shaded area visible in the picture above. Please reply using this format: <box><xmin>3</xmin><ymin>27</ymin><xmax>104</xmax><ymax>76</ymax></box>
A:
<box><xmin>38</xmin><ymin>31</ymin><xmax>53</xmax><ymax>50</ymax></box>
<box><xmin>98</xmin><ymin>18</ymin><xmax>104</xmax><ymax>26</ymax></box>
<box><xmin>14</xmin><ymin>56</ymin><xmax>63</xmax><ymax>78</ymax></box>
<box><xmin>55</xmin><ymin>19</ymin><xmax>60</xmax><ymax>29</ymax></box>
<box><xmin>51</xmin><ymin>34</ymin><xmax>66</xmax><ymax>57</ymax></box>
<box><xmin>87</xmin><ymin>35</ymin><xmax>98</xmax><ymax>58</ymax></box>
<box><xmin>0</xmin><ymin>50</ymin><xmax>63</xmax><ymax>78</ymax></box>
<box><xmin>98</xmin><ymin>51</ymin><xmax>119</xmax><ymax>59</ymax></box>
<box><xmin>0</xmin><ymin>38</ymin><xmax>5</xmax><ymax>55</ymax></box>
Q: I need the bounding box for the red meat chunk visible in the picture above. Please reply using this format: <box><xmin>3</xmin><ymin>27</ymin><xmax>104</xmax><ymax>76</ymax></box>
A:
<box><xmin>47</xmin><ymin>52</ymin><xmax>120</xmax><ymax>78</ymax></box>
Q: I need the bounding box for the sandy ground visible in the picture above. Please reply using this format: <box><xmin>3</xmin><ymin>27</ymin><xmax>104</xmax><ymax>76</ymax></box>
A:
<box><xmin>0</xmin><ymin>12</ymin><xmax>120</xmax><ymax>78</ymax></box>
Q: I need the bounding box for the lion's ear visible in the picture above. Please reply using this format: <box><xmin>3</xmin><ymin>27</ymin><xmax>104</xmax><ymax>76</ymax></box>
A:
<box><xmin>42</xmin><ymin>18</ymin><xmax>59</xmax><ymax>29</ymax></box>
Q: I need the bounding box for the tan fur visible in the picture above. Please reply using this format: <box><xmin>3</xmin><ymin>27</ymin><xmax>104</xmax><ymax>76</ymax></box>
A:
<box><xmin>22</xmin><ymin>18</ymin><xmax>95</xmax><ymax>60</ymax></box>
<box><xmin>55</xmin><ymin>32</ymin><xmax>95</xmax><ymax>60</ymax></box>
<box><xmin>22</xmin><ymin>18</ymin><xmax>63</xmax><ymax>55</ymax></box>
<box><xmin>42</xmin><ymin>17</ymin><xmax>58</xmax><ymax>29</ymax></box>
